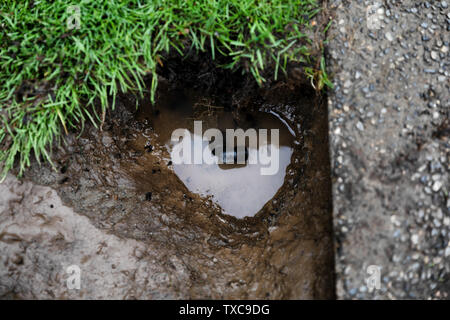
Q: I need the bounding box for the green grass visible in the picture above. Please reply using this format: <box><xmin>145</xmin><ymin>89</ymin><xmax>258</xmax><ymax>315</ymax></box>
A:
<box><xmin>0</xmin><ymin>0</ymin><xmax>328</xmax><ymax>180</ymax></box>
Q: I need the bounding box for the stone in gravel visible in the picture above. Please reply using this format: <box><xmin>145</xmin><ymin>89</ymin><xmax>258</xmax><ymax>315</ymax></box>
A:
<box><xmin>420</xmin><ymin>175</ymin><xmax>429</xmax><ymax>184</ymax></box>
<box><xmin>444</xmin><ymin>217</ymin><xmax>450</xmax><ymax>226</ymax></box>
<box><xmin>432</xmin><ymin>181</ymin><xmax>442</xmax><ymax>192</ymax></box>
<box><xmin>433</xmin><ymin>257</ymin><xmax>442</xmax><ymax>264</ymax></box>
<box><xmin>356</xmin><ymin>122</ymin><xmax>364</xmax><ymax>131</ymax></box>
<box><xmin>432</xmin><ymin>174</ymin><xmax>441</xmax><ymax>181</ymax></box>
<box><xmin>385</xmin><ymin>32</ymin><xmax>394</xmax><ymax>41</ymax></box>
<box><xmin>344</xmin><ymin>79</ymin><xmax>352</xmax><ymax>88</ymax></box>
<box><xmin>430</xmin><ymin>51</ymin><xmax>439</xmax><ymax>61</ymax></box>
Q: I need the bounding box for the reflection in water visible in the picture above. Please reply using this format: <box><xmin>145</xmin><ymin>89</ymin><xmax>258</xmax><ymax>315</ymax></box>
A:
<box><xmin>170</xmin><ymin>135</ymin><xmax>293</xmax><ymax>218</ymax></box>
<box><xmin>151</xmin><ymin>103</ymin><xmax>296</xmax><ymax>218</ymax></box>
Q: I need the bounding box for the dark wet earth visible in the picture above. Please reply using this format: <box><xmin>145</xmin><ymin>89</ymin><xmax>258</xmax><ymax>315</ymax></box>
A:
<box><xmin>17</xmin><ymin>58</ymin><xmax>335</xmax><ymax>299</ymax></box>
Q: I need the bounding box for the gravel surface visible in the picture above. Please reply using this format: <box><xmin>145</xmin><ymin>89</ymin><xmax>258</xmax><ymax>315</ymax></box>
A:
<box><xmin>327</xmin><ymin>0</ymin><xmax>449</xmax><ymax>299</ymax></box>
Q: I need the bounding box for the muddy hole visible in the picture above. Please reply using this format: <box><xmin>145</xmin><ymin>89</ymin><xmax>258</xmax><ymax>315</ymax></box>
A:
<box><xmin>26</xmin><ymin>53</ymin><xmax>335</xmax><ymax>299</ymax></box>
<box><xmin>142</xmin><ymin>94</ymin><xmax>297</xmax><ymax>218</ymax></box>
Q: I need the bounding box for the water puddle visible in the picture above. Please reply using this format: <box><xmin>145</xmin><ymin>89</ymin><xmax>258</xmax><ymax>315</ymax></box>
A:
<box><xmin>148</xmin><ymin>101</ymin><xmax>297</xmax><ymax>218</ymax></box>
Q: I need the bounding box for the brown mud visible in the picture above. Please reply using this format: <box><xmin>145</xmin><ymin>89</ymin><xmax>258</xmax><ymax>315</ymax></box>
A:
<box><xmin>21</xmin><ymin>53</ymin><xmax>335</xmax><ymax>298</ymax></box>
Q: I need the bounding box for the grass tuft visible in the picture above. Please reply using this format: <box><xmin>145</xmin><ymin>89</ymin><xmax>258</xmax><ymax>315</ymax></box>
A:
<box><xmin>0</xmin><ymin>0</ymin><xmax>327</xmax><ymax>179</ymax></box>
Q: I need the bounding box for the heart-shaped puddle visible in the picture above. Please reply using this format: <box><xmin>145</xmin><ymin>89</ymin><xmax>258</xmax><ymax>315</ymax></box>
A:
<box><xmin>152</xmin><ymin>104</ymin><xmax>296</xmax><ymax>218</ymax></box>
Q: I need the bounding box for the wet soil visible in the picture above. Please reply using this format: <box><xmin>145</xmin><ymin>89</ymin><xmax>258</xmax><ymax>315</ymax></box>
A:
<box><xmin>23</xmin><ymin>53</ymin><xmax>335</xmax><ymax>298</ymax></box>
